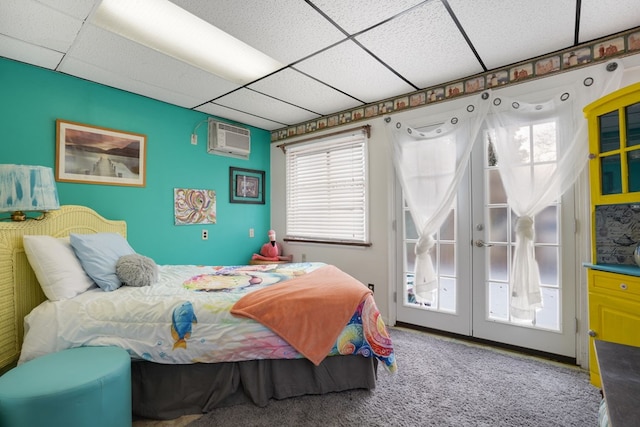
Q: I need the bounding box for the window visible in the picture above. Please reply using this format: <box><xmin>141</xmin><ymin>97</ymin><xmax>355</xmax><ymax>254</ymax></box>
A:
<box><xmin>285</xmin><ymin>127</ymin><xmax>369</xmax><ymax>245</ymax></box>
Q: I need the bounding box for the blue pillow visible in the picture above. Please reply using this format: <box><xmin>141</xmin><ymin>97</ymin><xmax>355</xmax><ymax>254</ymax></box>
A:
<box><xmin>70</xmin><ymin>233</ymin><xmax>135</xmax><ymax>291</ymax></box>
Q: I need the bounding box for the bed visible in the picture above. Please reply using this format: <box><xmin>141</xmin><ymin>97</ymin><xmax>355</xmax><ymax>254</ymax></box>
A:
<box><xmin>0</xmin><ymin>205</ymin><xmax>395</xmax><ymax>420</ymax></box>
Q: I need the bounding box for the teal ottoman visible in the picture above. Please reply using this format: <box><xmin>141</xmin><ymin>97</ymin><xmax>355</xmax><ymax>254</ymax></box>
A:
<box><xmin>0</xmin><ymin>346</ymin><xmax>131</xmax><ymax>427</ymax></box>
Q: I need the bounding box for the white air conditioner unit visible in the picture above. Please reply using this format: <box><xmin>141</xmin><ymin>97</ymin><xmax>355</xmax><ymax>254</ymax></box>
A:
<box><xmin>207</xmin><ymin>119</ymin><xmax>251</xmax><ymax>159</ymax></box>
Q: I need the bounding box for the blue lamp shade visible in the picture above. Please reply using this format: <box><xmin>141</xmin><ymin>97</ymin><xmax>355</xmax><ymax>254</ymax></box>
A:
<box><xmin>0</xmin><ymin>164</ymin><xmax>60</xmax><ymax>220</ymax></box>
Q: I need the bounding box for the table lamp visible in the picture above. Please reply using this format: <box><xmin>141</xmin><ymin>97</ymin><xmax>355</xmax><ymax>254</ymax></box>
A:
<box><xmin>0</xmin><ymin>164</ymin><xmax>60</xmax><ymax>221</ymax></box>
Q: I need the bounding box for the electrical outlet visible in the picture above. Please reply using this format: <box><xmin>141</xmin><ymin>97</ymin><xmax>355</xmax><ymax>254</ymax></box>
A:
<box><xmin>201</xmin><ymin>229</ymin><xmax>208</xmax><ymax>240</ymax></box>
<box><xmin>249</xmin><ymin>228</ymin><xmax>254</xmax><ymax>238</ymax></box>
<box><xmin>368</xmin><ymin>283</ymin><xmax>375</xmax><ymax>293</ymax></box>
<box><xmin>191</xmin><ymin>134</ymin><xmax>198</xmax><ymax>145</ymax></box>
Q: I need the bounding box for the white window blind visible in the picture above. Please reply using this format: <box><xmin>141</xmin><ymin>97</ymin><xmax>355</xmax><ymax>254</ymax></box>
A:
<box><xmin>285</xmin><ymin>128</ymin><xmax>369</xmax><ymax>245</ymax></box>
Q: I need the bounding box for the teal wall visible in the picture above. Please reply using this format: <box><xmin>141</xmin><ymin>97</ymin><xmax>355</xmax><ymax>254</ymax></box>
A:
<box><xmin>0</xmin><ymin>57</ymin><xmax>271</xmax><ymax>265</ymax></box>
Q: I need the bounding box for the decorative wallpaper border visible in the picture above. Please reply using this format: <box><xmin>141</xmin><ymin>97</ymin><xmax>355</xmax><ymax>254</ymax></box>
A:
<box><xmin>271</xmin><ymin>27</ymin><xmax>640</xmax><ymax>142</ymax></box>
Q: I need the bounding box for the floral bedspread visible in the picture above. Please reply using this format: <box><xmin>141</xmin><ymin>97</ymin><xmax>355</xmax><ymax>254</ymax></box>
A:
<box><xmin>19</xmin><ymin>262</ymin><xmax>396</xmax><ymax>372</ymax></box>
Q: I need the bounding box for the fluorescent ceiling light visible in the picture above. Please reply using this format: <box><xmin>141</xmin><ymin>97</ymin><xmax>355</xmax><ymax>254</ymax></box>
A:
<box><xmin>92</xmin><ymin>0</ymin><xmax>283</xmax><ymax>85</ymax></box>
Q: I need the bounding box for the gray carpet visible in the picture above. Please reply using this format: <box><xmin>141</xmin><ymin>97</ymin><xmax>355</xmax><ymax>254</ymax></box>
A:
<box><xmin>188</xmin><ymin>327</ymin><xmax>601</xmax><ymax>427</ymax></box>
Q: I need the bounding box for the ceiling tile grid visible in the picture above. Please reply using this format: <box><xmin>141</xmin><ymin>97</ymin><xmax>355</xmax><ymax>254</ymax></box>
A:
<box><xmin>214</xmin><ymin>88</ymin><xmax>321</xmax><ymax>126</ymax></box>
<box><xmin>248</xmin><ymin>68</ymin><xmax>363</xmax><ymax>116</ymax></box>
<box><xmin>579</xmin><ymin>0</ymin><xmax>640</xmax><ymax>43</ymax></box>
<box><xmin>355</xmin><ymin>0</ymin><xmax>484</xmax><ymax>89</ymax></box>
<box><xmin>0</xmin><ymin>33</ymin><xmax>63</xmax><ymax>69</ymax></box>
<box><xmin>195</xmin><ymin>102</ymin><xmax>285</xmax><ymax>131</ymax></box>
<box><xmin>1</xmin><ymin>0</ymin><xmax>639</xmax><ymax>134</ymax></box>
<box><xmin>447</xmin><ymin>0</ymin><xmax>577</xmax><ymax>70</ymax></box>
<box><xmin>308</xmin><ymin>0</ymin><xmax>425</xmax><ymax>34</ymax></box>
<box><xmin>294</xmin><ymin>39</ymin><xmax>416</xmax><ymax>103</ymax></box>
<box><xmin>37</xmin><ymin>0</ymin><xmax>96</xmax><ymax>20</ymax></box>
<box><xmin>272</xmin><ymin>27</ymin><xmax>640</xmax><ymax>142</ymax></box>
<box><xmin>0</xmin><ymin>0</ymin><xmax>85</xmax><ymax>53</ymax></box>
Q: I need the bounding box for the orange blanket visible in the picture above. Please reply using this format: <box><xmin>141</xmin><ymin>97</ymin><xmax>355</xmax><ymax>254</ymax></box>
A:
<box><xmin>230</xmin><ymin>264</ymin><xmax>372</xmax><ymax>365</ymax></box>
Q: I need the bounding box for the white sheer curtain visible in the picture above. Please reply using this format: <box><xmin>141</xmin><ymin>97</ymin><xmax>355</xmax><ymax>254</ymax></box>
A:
<box><xmin>486</xmin><ymin>61</ymin><xmax>624</xmax><ymax>320</ymax></box>
<box><xmin>386</xmin><ymin>92</ymin><xmax>490</xmax><ymax>305</ymax></box>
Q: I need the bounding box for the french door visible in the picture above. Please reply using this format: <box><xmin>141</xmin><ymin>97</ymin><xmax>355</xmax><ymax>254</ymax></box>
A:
<box><xmin>395</xmin><ymin>130</ymin><xmax>577</xmax><ymax>357</ymax></box>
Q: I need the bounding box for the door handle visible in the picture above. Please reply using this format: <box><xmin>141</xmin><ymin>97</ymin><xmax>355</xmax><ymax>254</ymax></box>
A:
<box><xmin>474</xmin><ymin>239</ymin><xmax>493</xmax><ymax>248</ymax></box>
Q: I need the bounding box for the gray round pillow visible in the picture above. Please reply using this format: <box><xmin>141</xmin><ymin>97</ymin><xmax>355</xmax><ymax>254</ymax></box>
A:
<box><xmin>116</xmin><ymin>254</ymin><xmax>158</xmax><ymax>287</ymax></box>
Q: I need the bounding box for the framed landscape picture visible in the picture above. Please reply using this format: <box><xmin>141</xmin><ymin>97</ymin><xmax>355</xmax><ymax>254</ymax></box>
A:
<box><xmin>55</xmin><ymin>119</ymin><xmax>146</xmax><ymax>187</ymax></box>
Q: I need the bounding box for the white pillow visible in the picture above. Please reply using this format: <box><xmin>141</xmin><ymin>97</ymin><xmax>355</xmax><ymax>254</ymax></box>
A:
<box><xmin>23</xmin><ymin>235</ymin><xmax>96</xmax><ymax>301</ymax></box>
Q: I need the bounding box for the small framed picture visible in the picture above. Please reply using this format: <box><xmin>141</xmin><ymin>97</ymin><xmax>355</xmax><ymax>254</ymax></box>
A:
<box><xmin>229</xmin><ymin>167</ymin><xmax>265</xmax><ymax>204</ymax></box>
<box><xmin>55</xmin><ymin>119</ymin><xmax>146</xmax><ymax>187</ymax></box>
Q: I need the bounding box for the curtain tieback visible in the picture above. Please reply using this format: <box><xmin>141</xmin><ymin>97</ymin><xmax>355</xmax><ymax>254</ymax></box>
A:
<box><xmin>415</xmin><ymin>234</ymin><xmax>436</xmax><ymax>255</ymax></box>
<box><xmin>515</xmin><ymin>215</ymin><xmax>534</xmax><ymax>240</ymax></box>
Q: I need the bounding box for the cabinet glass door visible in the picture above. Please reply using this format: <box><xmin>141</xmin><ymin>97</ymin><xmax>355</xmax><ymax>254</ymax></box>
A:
<box><xmin>599</xmin><ymin>110</ymin><xmax>620</xmax><ymax>152</ymax></box>
<box><xmin>601</xmin><ymin>154</ymin><xmax>622</xmax><ymax>195</ymax></box>
<box><xmin>599</xmin><ymin>110</ymin><xmax>622</xmax><ymax>195</ymax></box>
<box><xmin>626</xmin><ymin>102</ymin><xmax>640</xmax><ymax>192</ymax></box>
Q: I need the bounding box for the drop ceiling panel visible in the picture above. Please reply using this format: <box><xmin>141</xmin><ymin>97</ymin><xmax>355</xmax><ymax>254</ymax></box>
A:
<box><xmin>448</xmin><ymin>0</ymin><xmax>576</xmax><ymax>70</ymax></box>
<box><xmin>295</xmin><ymin>40</ymin><xmax>415</xmax><ymax>103</ymax></box>
<box><xmin>309</xmin><ymin>0</ymin><xmax>425</xmax><ymax>35</ymax></box>
<box><xmin>60</xmin><ymin>56</ymin><xmax>210</xmax><ymax>108</ymax></box>
<box><xmin>0</xmin><ymin>34</ymin><xmax>63</xmax><ymax>69</ymax></box>
<box><xmin>356</xmin><ymin>1</ymin><xmax>483</xmax><ymax>89</ymax></box>
<box><xmin>38</xmin><ymin>0</ymin><xmax>97</xmax><ymax>20</ymax></box>
<box><xmin>195</xmin><ymin>103</ymin><xmax>284</xmax><ymax>131</ymax></box>
<box><xmin>579</xmin><ymin>0</ymin><xmax>640</xmax><ymax>43</ymax></box>
<box><xmin>214</xmin><ymin>88</ymin><xmax>321</xmax><ymax>125</ymax></box>
<box><xmin>61</xmin><ymin>24</ymin><xmax>240</xmax><ymax>105</ymax></box>
<box><xmin>248</xmin><ymin>68</ymin><xmax>362</xmax><ymax>115</ymax></box>
<box><xmin>0</xmin><ymin>0</ymin><xmax>86</xmax><ymax>52</ymax></box>
<box><xmin>170</xmin><ymin>0</ymin><xmax>345</xmax><ymax>65</ymax></box>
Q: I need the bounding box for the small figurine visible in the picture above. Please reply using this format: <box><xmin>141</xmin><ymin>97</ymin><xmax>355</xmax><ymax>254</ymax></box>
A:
<box><xmin>252</xmin><ymin>230</ymin><xmax>292</xmax><ymax>262</ymax></box>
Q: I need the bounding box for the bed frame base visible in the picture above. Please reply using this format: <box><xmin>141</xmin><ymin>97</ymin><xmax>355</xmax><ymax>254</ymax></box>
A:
<box><xmin>132</xmin><ymin>356</ymin><xmax>377</xmax><ymax>420</ymax></box>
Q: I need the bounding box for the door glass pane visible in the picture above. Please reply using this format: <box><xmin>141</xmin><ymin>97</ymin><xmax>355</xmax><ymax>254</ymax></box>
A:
<box><xmin>488</xmin><ymin>169</ymin><xmax>506</xmax><ymax>203</ymax></box>
<box><xmin>532</xmin><ymin>122</ymin><xmax>557</xmax><ymax>162</ymax></box>
<box><xmin>488</xmin><ymin>282</ymin><xmax>509</xmax><ymax>321</ymax></box>
<box><xmin>488</xmin><ymin>139</ymin><xmax>498</xmax><ymax>166</ymax></box>
<box><xmin>535</xmin><ymin>287</ymin><xmax>560</xmax><ymax>330</ymax></box>
<box><xmin>601</xmin><ymin>154</ymin><xmax>621</xmax><ymax>195</ymax></box>
<box><xmin>440</xmin><ymin>210</ymin><xmax>455</xmax><ymax>241</ymax></box>
<box><xmin>488</xmin><ymin>207</ymin><xmax>508</xmax><ymax>242</ymax></box>
<box><xmin>488</xmin><ymin>245</ymin><xmax>508</xmax><ymax>282</ymax></box>
<box><xmin>628</xmin><ymin>149</ymin><xmax>640</xmax><ymax>192</ymax></box>
<box><xmin>626</xmin><ymin>102</ymin><xmax>640</xmax><ymax>147</ymax></box>
<box><xmin>440</xmin><ymin>243</ymin><xmax>455</xmax><ymax>276</ymax></box>
<box><xmin>405</xmin><ymin>211</ymin><xmax>418</xmax><ymax>239</ymax></box>
<box><xmin>535</xmin><ymin>205</ymin><xmax>558</xmax><ymax>244</ymax></box>
<box><xmin>509</xmin><ymin>126</ymin><xmax>531</xmax><ymax>163</ymax></box>
<box><xmin>405</xmin><ymin>242</ymin><xmax>416</xmax><ymax>272</ymax></box>
<box><xmin>405</xmin><ymin>273</ymin><xmax>415</xmax><ymax>303</ymax></box>
<box><xmin>535</xmin><ymin>246</ymin><xmax>558</xmax><ymax>286</ymax></box>
<box><xmin>439</xmin><ymin>277</ymin><xmax>456</xmax><ymax>312</ymax></box>
<box><xmin>599</xmin><ymin>110</ymin><xmax>619</xmax><ymax>152</ymax></box>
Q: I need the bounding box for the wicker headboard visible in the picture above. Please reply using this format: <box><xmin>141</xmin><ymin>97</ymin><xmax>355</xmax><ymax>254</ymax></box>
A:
<box><xmin>0</xmin><ymin>205</ymin><xmax>126</xmax><ymax>372</ymax></box>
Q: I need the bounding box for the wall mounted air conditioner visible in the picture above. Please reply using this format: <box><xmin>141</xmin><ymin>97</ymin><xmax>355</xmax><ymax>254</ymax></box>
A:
<box><xmin>207</xmin><ymin>118</ymin><xmax>250</xmax><ymax>159</ymax></box>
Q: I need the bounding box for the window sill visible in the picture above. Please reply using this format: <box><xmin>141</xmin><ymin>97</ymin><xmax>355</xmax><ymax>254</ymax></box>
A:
<box><xmin>284</xmin><ymin>238</ymin><xmax>372</xmax><ymax>247</ymax></box>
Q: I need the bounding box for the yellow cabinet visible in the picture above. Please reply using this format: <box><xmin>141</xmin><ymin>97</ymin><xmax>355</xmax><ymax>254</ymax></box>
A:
<box><xmin>584</xmin><ymin>82</ymin><xmax>640</xmax><ymax>387</ymax></box>
<box><xmin>587</xmin><ymin>270</ymin><xmax>640</xmax><ymax>387</ymax></box>
<box><xmin>584</xmin><ymin>81</ymin><xmax>640</xmax><ymax>206</ymax></box>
